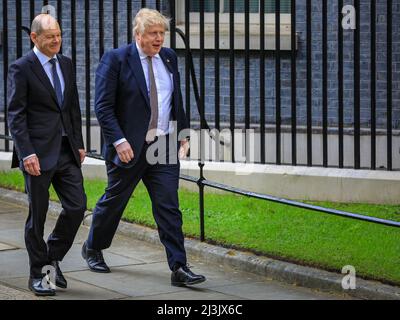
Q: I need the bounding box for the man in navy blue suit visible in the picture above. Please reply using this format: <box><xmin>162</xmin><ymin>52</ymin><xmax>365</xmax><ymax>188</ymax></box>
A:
<box><xmin>7</xmin><ymin>14</ymin><xmax>87</xmax><ymax>296</ymax></box>
<box><xmin>81</xmin><ymin>8</ymin><xmax>206</xmax><ymax>286</ymax></box>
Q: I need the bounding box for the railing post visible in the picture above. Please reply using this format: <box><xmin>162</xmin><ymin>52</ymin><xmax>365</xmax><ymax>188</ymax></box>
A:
<box><xmin>85</xmin><ymin>0</ymin><xmax>91</xmax><ymax>153</ymax></box>
<box><xmin>354</xmin><ymin>0</ymin><xmax>361</xmax><ymax>169</ymax></box>
<box><xmin>3</xmin><ymin>0</ymin><xmax>9</xmax><ymax>152</ymax></box>
<box><xmin>197</xmin><ymin>162</ymin><xmax>205</xmax><ymax>242</ymax></box>
<box><xmin>57</xmin><ymin>0</ymin><xmax>62</xmax><ymax>54</ymax></box>
<box><xmin>387</xmin><ymin>0</ymin><xmax>393</xmax><ymax>171</ymax></box>
<box><xmin>99</xmin><ymin>0</ymin><xmax>105</xmax><ymax>154</ymax></box>
<box><xmin>338</xmin><ymin>0</ymin><xmax>344</xmax><ymax>168</ymax></box>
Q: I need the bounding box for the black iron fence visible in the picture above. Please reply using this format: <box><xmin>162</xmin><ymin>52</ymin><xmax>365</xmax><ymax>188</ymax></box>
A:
<box><xmin>1</xmin><ymin>0</ymin><xmax>399</xmax><ymax>170</ymax></box>
<box><xmin>0</xmin><ymin>1</ymin><xmax>399</xmax><ymax>240</ymax></box>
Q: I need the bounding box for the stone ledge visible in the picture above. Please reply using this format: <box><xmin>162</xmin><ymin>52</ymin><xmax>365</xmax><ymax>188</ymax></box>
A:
<box><xmin>1</xmin><ymin>151</ymin><xmax>399</xmax><ymax>204</ymax></box>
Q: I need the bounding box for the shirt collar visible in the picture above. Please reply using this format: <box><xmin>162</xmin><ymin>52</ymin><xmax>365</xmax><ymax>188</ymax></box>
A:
<box><xmin>33</xmin><ymin>46</ymin><xmax>58</xmax><ymax>66</ymax></box>
<box><xmin>135</xmin><ymin>42</ymin><xmax>160</xmax><ymax>60</ymax></box>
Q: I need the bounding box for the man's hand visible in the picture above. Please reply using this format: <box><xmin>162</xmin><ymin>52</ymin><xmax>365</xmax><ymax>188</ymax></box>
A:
<box><xmin>79</xmin><ymin>149</ymin><xmax>86</xmax><ymax>163</ymax></box>
<box><xmin>178</xmin><ymin>139</ymin><xmax>190</xmax><ymax>160</ymax></box>
<box><xmin>23</xmin><ymin>155</ymin><xmax>41</xmax><ymax>176</ymax></box>
<box><xmin>116</xmin><ymin>141</ymin><xmax>134</xmax><ymax>163</ymax></box>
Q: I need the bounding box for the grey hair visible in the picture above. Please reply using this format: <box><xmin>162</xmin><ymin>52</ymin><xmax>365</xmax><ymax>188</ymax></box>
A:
<box><xmin>31</xmin><ymin>14</ymin><xmax>59</xmax><ymax>35</ymax></box>
<box><xmin>133</xmin><ymin>8</ymin><xmax>170</xmax><ymax>35</ymax></box>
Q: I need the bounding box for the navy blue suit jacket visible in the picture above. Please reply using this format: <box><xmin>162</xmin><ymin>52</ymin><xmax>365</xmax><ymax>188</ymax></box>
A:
<box><xmin>95</xmin><ymin>43</ymin><xmax>189</xmax><ymax>168</ymax></box>
<box><xmin>7</xmin><ymin>51</ymin><xmax>84</xmax><ymax>171</ymax></box>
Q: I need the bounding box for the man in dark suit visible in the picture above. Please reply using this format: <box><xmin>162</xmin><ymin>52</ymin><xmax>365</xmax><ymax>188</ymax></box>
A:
<box><xmin>7</xmin><ymin>14</ymin><xmax>87</xmax><ymax>296</ymax></box>
<box><xmin>81</xmin><ymin>8</ymin><xmax>206</xmax><ymax>286</ymax></box>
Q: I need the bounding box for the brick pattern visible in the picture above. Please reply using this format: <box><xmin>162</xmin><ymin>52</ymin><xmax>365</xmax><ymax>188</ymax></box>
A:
<box><xmin>0</xmin><ymin>0</ymin><xmax>399</xmax><ymax>130</ymax></box>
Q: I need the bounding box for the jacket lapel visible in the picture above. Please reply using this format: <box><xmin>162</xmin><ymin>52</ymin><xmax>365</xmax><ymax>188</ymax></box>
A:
<box><xmin>57</xmin><ymin>54</ymin><xmax>70</xmax><ymax>109</ymax></box>
<box><xmin>127</xmin><ymin>44</ymin><xmax>150</xmax><ymax>109</ymax></box>
<box><xmin>27</xmin><ymin>51</ymin><xmax>60</xmax><ymax>109</ymax></box>
<box><xmin>159</xmin><ymin>49</ymin><xmax>179</xmax><ymax>115</ymax></box>
<box><xmin>159</xmin><ymin>50</ymin><xmax>175</xmax><ymax>75</ymax></box>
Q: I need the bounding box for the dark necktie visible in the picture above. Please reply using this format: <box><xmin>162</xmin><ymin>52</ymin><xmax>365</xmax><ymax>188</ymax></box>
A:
<box><xmin>49</xmin><ymin>58</ymin><xmax>66</xmax><ymax>136</ymax></box>
<box><xmin>146</xmin><ymin>56</ymin><xmax>159</xmax><ymax>143</ymax></box>
<box><xmin>49</xmin><ymin>58</ymin><xmax>63</xmax><ymax>108</ymax></box>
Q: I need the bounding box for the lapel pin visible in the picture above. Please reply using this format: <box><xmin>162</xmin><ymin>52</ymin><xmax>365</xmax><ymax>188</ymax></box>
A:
<box><xmin>167</xmin><ymin>59</ymin><xmax>170</xmax><ymax>63</ymax></box>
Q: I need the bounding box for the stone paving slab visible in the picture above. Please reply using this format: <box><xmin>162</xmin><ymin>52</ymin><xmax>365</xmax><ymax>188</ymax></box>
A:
<box><xmin>65</xmin><ymin>260</ymin><xmax>343</xmax><ymax>300</ymax></box>
<box><xmin>0</xmin><ymin>244</ymin><xmax>145</xmax><ymax>281</ymax></box>
<box><xmin>60</xmin><ymin>243</ymin><xmax>145</xmax><ymax>273</ymax></box>
<box><xmin>126</xmin><ymin>290</ymin><xmax>245</xmax><ymax>300</ymax></box>
<box><xmin>0</xmin><ymin>225</ymin><xmax>88</xmax><ymax>250</ymax></box>
<box><xmin>0</xmin><ymin>283</ymin><xmax>46</xmax><ymax>300</ymax></box>
<box><xmin>0</xmin><ymin>229</ymin><xmax>25</xmax><ymax>249</ymax></box>
<box><xmin>2</xmin><ymin>277</ymin><xmax>128</xmax><ymax>300</ymax></box>
<box><xmin>66</xmin><ymin>263</ymin><xmax>190</xmax><ymax>298</ymax></box>
<box><xmin>0</xmin><ymin>200</ymin><xmax>26</xmax><ymax>214</ymax></box>
<box><xmin>106</xmin><ymin>233</ymin><xmax>166</xmax><ymax>264</ymax></box>
<box><xmin>209</xmin><ymin>281</ymin><xmax>346</xmax><ymax>300</ymax></box>
<box><xmin>0</xmin><ymin>213</ymin><xmax>26</xmax><ymax>231</ymax></box>
<box><xmin>0</xmin><ymin>242</ymin><xmax>17</xmax><ymax>251</ymax></box>
<box><xmin>0</xmin><ymin>249</ymin><xmax>31</xmax><ymax>279</ymax></box>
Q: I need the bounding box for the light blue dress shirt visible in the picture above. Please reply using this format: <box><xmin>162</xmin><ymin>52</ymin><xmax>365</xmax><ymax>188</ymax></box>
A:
<box><xmin>33</xmin><ymin>46</ymin><xmax>65</xmax><ymax>95</ymax></box>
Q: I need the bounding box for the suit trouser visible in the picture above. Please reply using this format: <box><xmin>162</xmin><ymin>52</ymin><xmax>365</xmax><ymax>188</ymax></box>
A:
<box><xmin>87</xmin><ymin>138</ymin><xmax>187</xmax><ymax>270</ymax></box>
<box><xmin>24</xmin><ymin>138</ymin><xmax>87</xmax><ymax>278</ymax></box>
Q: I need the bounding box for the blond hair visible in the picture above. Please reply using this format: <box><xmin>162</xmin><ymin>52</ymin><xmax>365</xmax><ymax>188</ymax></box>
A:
<box><xmin>133</xmin><ymin>8</ymin><xmax>170</xmax><ymax>35</ymax></box>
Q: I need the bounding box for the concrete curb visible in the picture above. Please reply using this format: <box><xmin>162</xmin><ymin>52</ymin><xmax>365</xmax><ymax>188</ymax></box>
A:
<box><xmin>1</xmin><ymin>187</ymin><xmax>399</xmax><ymax>300</ymax></box>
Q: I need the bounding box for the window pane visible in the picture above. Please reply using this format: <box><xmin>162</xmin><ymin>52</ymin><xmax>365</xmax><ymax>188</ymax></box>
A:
<box><xmin>223</xmin><ymin>0</ymin><xmax>259</xmax><ymax>13</ymax></box>
<box><xmin>191</xmin><ymin>0</ymin><xmax>216</xmax><ymax>12</ymax></box>
<box><xmin>265</xmin><ymin>0</ymin><xmax>291</xmax><ymax>13</ymax></box>
<box><xmin>190</xmin><ymin>0</ymin><xmax>291</xmax><ymax>14</ymax></box>
<box><xmin>220</xmin><ymin>0</ymin><xmax>291</xmax><ymax>14</ymax></box>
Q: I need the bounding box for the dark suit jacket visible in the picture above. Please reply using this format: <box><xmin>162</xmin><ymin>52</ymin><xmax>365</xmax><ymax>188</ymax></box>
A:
<box><xmin>95</xmin><ymin>43</ymin><xmax>189</xmax><ymax>168</ymax></box>
<box><xmin>7</xmin><ymin>50</ymin><xmax>84</xmax><ymax>171</ymax></box>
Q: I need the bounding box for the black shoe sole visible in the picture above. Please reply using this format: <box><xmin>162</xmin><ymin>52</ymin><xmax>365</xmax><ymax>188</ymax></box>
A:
<box><xmin>87</xmin><ymin>267</ymin><xmax>111</xmax><ymax>273</ymax></box>
<box><xmin>171</xmin><ymin>278</ymin><xmax>206</xmax><ymax>287</ymax></box>
<box><xmin>29</xmin><ymin>287</ymin><xmax>56</xmax><ymax>297</ymax></box>
<box><xmin>81</xmin><ymin>242</ymin><xmax>88</xmax><ymax>260</ymax></box>
<box><xmin>56</xmin><ymin>281</ymin><xmax>67</xmax><ymax>289</ymax></box>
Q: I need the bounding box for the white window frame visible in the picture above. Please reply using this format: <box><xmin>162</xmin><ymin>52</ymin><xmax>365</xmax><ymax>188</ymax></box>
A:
<box><xmin>164</xmin><ymin>0</ymin><xmax>297</xmax><ymax>51</ymax></box>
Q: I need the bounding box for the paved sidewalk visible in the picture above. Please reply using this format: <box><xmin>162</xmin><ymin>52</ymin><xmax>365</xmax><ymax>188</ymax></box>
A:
<box><xmin>0</xmin><ymin>197</ymin><xmax>351</xmax><ymax>300</ymax></box>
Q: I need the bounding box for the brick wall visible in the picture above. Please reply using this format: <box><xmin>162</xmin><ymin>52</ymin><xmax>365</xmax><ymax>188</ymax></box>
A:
<box><xmin>1</xmin><ymin>0</ymin><xmax>399</xmax><ymax>130</ymax></box>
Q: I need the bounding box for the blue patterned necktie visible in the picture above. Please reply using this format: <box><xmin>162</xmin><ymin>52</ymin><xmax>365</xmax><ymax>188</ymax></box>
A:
<box><xmin>49</xmin><ymin>58</ymin><xmax>63</xmax><ymax>108</ymax></box>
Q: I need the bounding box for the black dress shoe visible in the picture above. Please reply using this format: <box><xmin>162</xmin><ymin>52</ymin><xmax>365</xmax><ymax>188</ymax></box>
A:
<box><xmin>81</xmin><ymin>241</ymin><xmax>111</xmax><ymax>273</ymax></box>
<box><xmin>28</xmin><ymin>277</ymin><xmax>56</xmax><ymax>296</ymax></box>
<box><xmin>51</xmin><ymin>261</ymin><xmax>67</xmax><ymax>289</ymax></box>
<box><xmin>171</xmin><ymin>265</ymin><xmax>206</xmax><ymax>287</ymax></box>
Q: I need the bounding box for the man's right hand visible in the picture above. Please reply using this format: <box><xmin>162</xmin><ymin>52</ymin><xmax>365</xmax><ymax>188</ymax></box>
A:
<box><xmin>23</xmin><ymin>155</ymin><xmax>41</xmax><ymax>176</ymax></box>
<box><xmin>115</xmin><ymin>141</ymin><xmax>134</xmax><ymax>163</ymax></box>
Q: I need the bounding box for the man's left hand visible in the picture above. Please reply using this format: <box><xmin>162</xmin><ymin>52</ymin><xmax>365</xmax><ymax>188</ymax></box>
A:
<box><xmin>178</xmin><ymin>139</ymin><xmax>190</xmax><ymax>160</ymax></box>
<box><xmin>79</xmin><ymin>149</ymin><xmax>86</xmax><ymax>163</ymax></box>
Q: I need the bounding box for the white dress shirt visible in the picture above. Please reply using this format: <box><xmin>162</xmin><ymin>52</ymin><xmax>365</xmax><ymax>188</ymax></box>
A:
<box><xmin>33</xmin><ymin>46</ymin><xmax>65</xmax><ymax>93</ymax></box>
<box><xmin>113</xmin><ymin>43</ymin><xmax>174</xmax><ymax>148</ymax></box>
<box><xmin>23</xmin><ymin>47</ymin><xmax>65</xmax><ymax>161</ymax></box>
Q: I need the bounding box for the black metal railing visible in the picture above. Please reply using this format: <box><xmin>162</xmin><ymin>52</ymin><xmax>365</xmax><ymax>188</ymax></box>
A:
<box><xmin>0</xmin><ymin>1</ymin><xmax>399</xmax><ymax>242</ymax></box>
<box><xmin>1</xmin><ymin>0</ymin><xmax>398</xmax><ymax>169</ymax></box>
